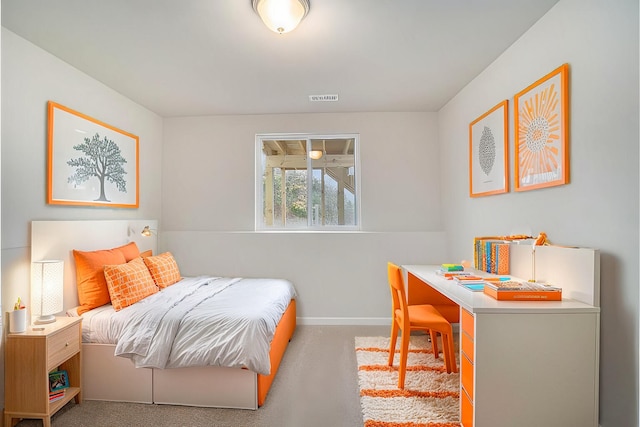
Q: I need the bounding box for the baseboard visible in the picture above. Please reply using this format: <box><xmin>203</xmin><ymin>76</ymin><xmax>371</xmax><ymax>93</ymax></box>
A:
<box><xmin>297</xmin><ymin>317</ymin><xmax>390</xmax><ymax>325</ymax></box>
<box><xmin>297</xmin><ymin>317</ymin><xmax>461</xmax><ymax>332</ymax></box>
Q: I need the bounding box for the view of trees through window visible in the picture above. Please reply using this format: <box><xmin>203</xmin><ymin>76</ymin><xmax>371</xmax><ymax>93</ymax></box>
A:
<box><xmin>270</xmin><ymin>168</ymin><xmax>356</xmax><ymax>226</ymax></box>
<box><xmin>257</xmin><ymin>135</ymin><xmax>359</xmax><ymax>230</ymax></box>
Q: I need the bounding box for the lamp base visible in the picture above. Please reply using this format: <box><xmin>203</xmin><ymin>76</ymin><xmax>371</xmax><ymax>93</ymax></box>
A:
<box><xmin>34</xmin><ymin>315</ymin><xmax>56</xmax><ymax>324</ymax></box>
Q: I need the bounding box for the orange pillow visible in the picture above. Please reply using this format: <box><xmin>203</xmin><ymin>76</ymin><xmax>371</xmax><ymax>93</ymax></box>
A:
<box><xmin>143</xmin><ymin>252</ymin><xmax>182</xmax><ymax>289</ymax></box>
<box><xmin>140</xmin><ymin>250</ymin><xmax>153</xmax><ymax>258</ymax></box>
<box><xmin>104</xmin><ymin>257</ymin><xmax>159</xmax><ymax>311</ymax></box>
<box><xmin>73</xmin><ymin>249</ymin><xmax>127</xmax><ymax>315</ymax></box>
<box><xmin>113</xmin><ymin>242</ymin><xmax>141</xmax><ymax>262</ymax></box>
<box><xmin>72</xmin><ymin>242</ymin><xmax>141</xmax><ymax>315</ymax></box>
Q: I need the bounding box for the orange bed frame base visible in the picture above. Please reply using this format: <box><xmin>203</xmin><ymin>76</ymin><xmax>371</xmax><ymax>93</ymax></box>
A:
<box><xmin>258</xmin><ymin>298</ymin><xmax>297</xmax><ymax>406</ymax></box>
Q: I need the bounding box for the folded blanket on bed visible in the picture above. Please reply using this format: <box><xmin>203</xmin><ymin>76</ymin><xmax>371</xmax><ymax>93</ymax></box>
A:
<box><xmin>113</xmin><ymin>276</ymin><xmax>296</xmax><ymax>375</ymax></box>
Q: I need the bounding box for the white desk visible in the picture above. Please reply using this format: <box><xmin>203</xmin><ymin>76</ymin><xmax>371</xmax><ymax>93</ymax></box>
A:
<box><xmin>403</xmin><ymin>264</ymin><xmax>600</xmax><ymax>427</ymax></box>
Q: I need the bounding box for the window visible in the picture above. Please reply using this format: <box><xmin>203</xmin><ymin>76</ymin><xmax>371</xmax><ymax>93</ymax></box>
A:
<box><xmin>256</xmin><ymin>134</ymin><xmax>360</xmax><ymax>230</ymax></box>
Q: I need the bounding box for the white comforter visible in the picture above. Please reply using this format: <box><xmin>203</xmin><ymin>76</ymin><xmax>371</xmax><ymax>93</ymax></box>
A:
<box><xmin>82</xmin><ymin>276</ymin><xmax>296</xmax><ymax>375</ymax></box>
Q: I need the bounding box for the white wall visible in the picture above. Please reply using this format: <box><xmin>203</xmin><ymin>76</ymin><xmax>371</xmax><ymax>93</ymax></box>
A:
<box><xmin>162</xmin><ymin>112</ymin><xmax>446</xmax><ymax>321</ymax></box>
<box><xmin>438</xmin><ymin>1</ymin><xmax>639</xmax><ymax>426</ymax></box>
<box><xmin>0</xmin><ymin>28</ymin><xmax>163</xmax><ymax>410</ymax></box>
<box><xmin>0</xmin><ymin>28</ymin><xmax>164</xmax><ymax>321</ymax></box>
<box><xmin>165</xmin><ymin>230</ymin><xmax>446</xmax><ymax>323</ymax></box>
<box><xmin>3</xmin><ymin>2</ymin><xmax>636</xmax><ymax>423</ymax></box>
<box><xmin>162</xmin><ymin>113</ymin><xmax>442</xmax><ymax>232</ymax></box>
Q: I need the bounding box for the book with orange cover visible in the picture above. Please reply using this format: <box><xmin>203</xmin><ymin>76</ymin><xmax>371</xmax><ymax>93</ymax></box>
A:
<box><xmin>435</xmin><ymin>270</ymin><xmax>472</xmax><ymax>279</ymax></box>
<box><xmin>495</xmin><ymin>243</ymin><xmax>509</xmax><ymax>275</ymax></box>
<box><xmin>483</xmin><ymin>281</ymin><xmax>562</xmax><ymax>301</ymax></box>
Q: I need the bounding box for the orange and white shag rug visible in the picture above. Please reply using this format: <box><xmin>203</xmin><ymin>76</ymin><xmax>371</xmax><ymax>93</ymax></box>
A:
<box><xmin>355</xmin><ymin>335</ymin><xmax>460</xmax><ymax>427</ymax></box>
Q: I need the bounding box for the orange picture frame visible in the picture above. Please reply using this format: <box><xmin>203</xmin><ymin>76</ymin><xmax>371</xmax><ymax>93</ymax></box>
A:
<box><xmin>469</xmin><ymin>100</ymin><xmax>509</xmax><ymax>197</ymax></box>
<box><xmin>47</xmin><ymin>101</ymin><xmax>139</xmax><ymax>208</ymax></box>
<box><xmin>514</xmin><ymin>64</ymin><xmax>569</xmax><ymax>191</ymax></box>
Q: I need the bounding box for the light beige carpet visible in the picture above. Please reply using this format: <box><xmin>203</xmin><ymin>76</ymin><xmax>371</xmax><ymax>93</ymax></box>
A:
<box><xmin>355</xmin><ymin>335</ymin><xmax>460</xmax><ymax>427</ymax></box>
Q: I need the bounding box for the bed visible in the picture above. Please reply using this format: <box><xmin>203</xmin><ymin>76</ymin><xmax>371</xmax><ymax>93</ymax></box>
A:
<box><xmin>31</xmin><ymin>220</ymin><xmax>297</xmax><ymax>409</ymax></box>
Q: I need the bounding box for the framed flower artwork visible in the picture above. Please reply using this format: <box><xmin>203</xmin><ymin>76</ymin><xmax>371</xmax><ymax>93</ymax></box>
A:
<box><xmin>514</xmin><ymin>64</ymin><xmax>569</xmax><ymax>191</ymax></box>
<box><xmin>469</xmin><ymin>100</ymin><xmax>509</xmax><ymax>197</ymax></box>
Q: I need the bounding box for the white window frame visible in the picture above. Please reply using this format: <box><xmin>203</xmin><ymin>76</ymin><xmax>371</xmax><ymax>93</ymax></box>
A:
<box><xmin>255</xmin><ymin>133</ymin><xmax>361</xmax><ymax>231</ymax></box>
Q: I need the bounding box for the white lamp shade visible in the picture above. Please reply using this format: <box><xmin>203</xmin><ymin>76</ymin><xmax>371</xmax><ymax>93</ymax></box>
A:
<box><xmin>31</xmin><ymin>260</ymin><xmax>64</xmax><ymax>323</ymax></box>
<box><xmin>254</xmin><ymin>0</ymin><xmax>309</xmax><ymax>34</ymax></box>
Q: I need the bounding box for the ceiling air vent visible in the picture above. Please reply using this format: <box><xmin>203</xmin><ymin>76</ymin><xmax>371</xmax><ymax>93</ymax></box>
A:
<box><xmin>309</xmin><ymin>94</ymin><xmax>339</xmax><ymax>102</ymax></box>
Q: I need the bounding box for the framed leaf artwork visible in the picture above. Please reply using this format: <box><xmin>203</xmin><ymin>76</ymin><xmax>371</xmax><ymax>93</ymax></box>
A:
<box><xmin>47</xmin><ymin>101</ymin><xmax>139</xmax><ymax>208</ymax></box>
<box><xmin>469</xmin><ymin>100</ymin><xmax>508</xmax><ymax>197</ymax></box>
<box><xmin>514</xmin><ymin>64</ymin><xmax>569</xmax><ymax>191</ymax></box>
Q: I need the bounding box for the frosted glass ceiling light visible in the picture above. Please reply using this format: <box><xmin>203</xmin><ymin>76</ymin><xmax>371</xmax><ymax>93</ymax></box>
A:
<box><xmin>252</xmin><ymin>0</ymin><xmax>310</xmax><ymax>34</ymax></box>
<box><xmin>309</xmin><ymin>150</ymin><xmax>323</xmax><ymax>160</ymax></box>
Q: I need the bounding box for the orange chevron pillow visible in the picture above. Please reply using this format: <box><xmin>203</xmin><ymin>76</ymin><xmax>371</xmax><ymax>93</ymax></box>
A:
<box><xmin>104</xmin><ymin>257</ymin><xmax>158</xmax><ymax>311</ymax></box>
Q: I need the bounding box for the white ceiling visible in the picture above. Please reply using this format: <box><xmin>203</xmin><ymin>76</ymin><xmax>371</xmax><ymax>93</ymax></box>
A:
<box><xmin>2</xmin><ymin>0</ymin><xmax>559</xmax><ymax>117</ymax></box>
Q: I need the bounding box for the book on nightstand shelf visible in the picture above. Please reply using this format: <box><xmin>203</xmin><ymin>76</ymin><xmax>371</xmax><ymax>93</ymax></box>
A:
<box><xmin>49</xmin><ymin>389</ymin><xmax>65</xmax><ymax>402</ymax></box>
<box><xmin>49</xmin><ymin>369</ymin><xmax>70</xmax><ymax>393</ymax></box>
<box><xmin>483</xmin><ymin>280</ymin><xmax>562</xmax><ymax>301</ymax></box>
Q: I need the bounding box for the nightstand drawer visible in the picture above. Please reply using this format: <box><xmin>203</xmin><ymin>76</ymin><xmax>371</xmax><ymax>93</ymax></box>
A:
<box><xmin>48</xmin><ymin>323</ymin><xmax>80</xmax><ymax>368</ymax></box>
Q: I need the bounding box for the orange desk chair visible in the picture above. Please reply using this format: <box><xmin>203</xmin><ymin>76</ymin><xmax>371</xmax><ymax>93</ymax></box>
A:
<box><xmin>387</xmin><ymin>262</ymin><xmax>458</xmax><ymax>389</ymax></box>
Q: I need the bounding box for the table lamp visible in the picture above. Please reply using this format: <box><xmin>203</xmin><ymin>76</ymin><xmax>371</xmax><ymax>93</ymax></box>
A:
<box><xmin>31</xmin><ymin>260</ymin><xmax>64</xmax><ymax>324</ymax></box>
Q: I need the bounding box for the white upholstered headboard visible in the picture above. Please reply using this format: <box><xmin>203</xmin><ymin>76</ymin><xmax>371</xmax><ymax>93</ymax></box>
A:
<box><xmin>31</xmin><ymin>220</ymin><xmax>158</xmax><ymax>312</ymax></box>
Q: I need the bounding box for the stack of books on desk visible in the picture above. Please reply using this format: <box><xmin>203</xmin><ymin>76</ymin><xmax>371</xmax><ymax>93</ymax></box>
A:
<box><xmin>483</xmin><ymin>280</ymin><xmax>562</xmax><ymax>301</ymax></box>
<box><xmin>453</xmin><ymin>275</ymin><xmax>487</xmax><ymax>291</ymax></box>
<box><xmin>440</xmin><ymin>263</ymin><xmax>465</xmax><ymax>272</ymax></box>
<box><xmin>435</xmin><ymin>270</ymin><xmax>472</xmax><ymax>279</ymax></box>
<box><xmin>453</xmin><ymin>275</ymin><xmax>486</xmax><ymax>284</ymax></box>
<box><xmin>436</xmin><ymin>264</ymin><xmax>471</xmax><ymax>279</ymax></box>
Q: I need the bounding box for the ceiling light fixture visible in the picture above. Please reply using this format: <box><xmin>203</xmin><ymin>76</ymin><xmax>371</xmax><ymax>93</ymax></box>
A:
<box><xmin>309</xmin><ymin>150</ymin><xmax>323</xmax><ymax>160</ymax></box>
<box><xmin>252</xmin><ymin>0</ymin><xmax>310</xmax><ymax>34</ymax></box>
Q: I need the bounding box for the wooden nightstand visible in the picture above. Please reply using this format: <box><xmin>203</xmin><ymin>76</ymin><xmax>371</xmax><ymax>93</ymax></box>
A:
<box><xmin>4</xmin><ymin>316</ymin><xmax>82</xmax><ymax>427</ymax></box>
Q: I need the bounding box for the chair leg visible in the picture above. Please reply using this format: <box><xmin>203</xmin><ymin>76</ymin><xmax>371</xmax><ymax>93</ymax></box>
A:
<box><xmin>440</xmin><ymin>331</ymin><xmax>450</xmax><ymax>373</ymax></box>
<box><xmin>430</xmin><ymin>330</ymin><xmax>440</xmax><ymax>359</ymax></box>
<box><xmin>398</xmin><ymin>330</ymin><xmax>410</xmax><ymax>389</ymax></box>
<box><xmin>388</xmin><ymin>321</ymin><xmax>398</xmax><ymax>366</ymax></box>
<box><xmin>445</xmin><ymin>331</ymin><xmax>458</xmax><ymax>373</ymax></box>
<box><xmin>438</xmin><ymin>329</ymin><xmax>457</xmax><ymax>374</ymax></box>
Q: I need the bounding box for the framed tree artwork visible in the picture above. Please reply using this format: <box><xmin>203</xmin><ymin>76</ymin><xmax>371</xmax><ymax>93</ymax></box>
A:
<box><xmin>47</xmin><ymin>101</ymin><xmax>139</xmax><ymax>208</ymax></box>
<box><xmin>469</xmin><ymin>100</ymin><xmax>509</xmax><ymax>197</ymax></box>
<box><xmin>514</xmin><ymin>64</ymin><xmax>569</xmax><ymax>191</ymax></box>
